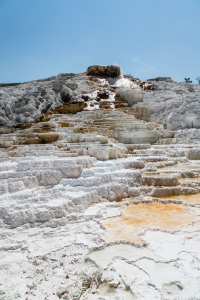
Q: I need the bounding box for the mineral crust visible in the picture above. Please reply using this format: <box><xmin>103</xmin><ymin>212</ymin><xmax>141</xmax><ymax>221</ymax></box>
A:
<box><xmin>0</xmin><ymin>65</ymin><xmax>200</xmax><ymax>299</ymax></box>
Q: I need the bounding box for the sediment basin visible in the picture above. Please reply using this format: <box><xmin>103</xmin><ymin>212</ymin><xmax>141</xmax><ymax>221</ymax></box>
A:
<box><xmin>102</xmin><ymin>201</ymin><xmax>199</xmax><ymax>243</ymax></box>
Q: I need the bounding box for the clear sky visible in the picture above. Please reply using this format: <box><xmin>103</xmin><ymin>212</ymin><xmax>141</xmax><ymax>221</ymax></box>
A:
<box><xmin>0</xmin><ymin>0</ymin><xmax>200</xmax><ymax>83</ymax></box>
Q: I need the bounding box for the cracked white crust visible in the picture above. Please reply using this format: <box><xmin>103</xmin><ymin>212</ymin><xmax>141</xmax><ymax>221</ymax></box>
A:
<box><xmin>1</xmin><ymin>72</ymin><xmax>200</xmax><ymax>299</ymax></box>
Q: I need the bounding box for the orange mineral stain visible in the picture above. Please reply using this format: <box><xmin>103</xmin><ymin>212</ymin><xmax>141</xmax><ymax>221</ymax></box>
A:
<box><xmin>102</xmin><ymin>202</ymin><xmax>199</xmax><ymax>244</ymax></box>
<box><xmin>156</xmin><ymin>194</ymin><xmax>200</xmax><ymax>204</ymax></box>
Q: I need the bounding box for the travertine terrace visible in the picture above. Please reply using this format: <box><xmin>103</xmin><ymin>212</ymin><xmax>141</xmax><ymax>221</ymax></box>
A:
<box><xmin>1</xmin><ymin>65</ymin><xmax>200</xmax><ymax>299</ymax></box>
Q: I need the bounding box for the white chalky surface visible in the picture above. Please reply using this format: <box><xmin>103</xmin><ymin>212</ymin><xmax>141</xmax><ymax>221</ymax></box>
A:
<box><xmin>1</xmin><ymin>67</ymin><xmax>200</xmax><ymax>299</ymax></box>
<box><xmin>1</xmin><ymin>145</ymin><xmax>200</xmax><ymax>299</ymax></box>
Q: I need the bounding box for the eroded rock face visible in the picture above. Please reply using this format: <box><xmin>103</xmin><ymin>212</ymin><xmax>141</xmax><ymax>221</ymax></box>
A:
<box><xmin>2</xmin><ymin>65</ymin><xmax>200</xmax><ymax>145</ymax></box>
<box><xmin>0</xmin><ymin>72</ymin><xmax>95</xmax><ymax>127</ymax></box>
<box><xmin>132</xmin><ymin>78</ymin><xmax>200</xmax><ymax>132</ymax></box>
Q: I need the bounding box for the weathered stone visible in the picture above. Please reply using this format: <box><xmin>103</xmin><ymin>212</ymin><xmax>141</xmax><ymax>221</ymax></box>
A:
<box><xmin>65</xmin><ymin>81</ymin><xmax>78</xmax><ymax>90</ymax></box>
<box><xmin>55</xmin><ymin>101</ymin><xmax>87</xmax><ymax>114</ymax></box>
<box><xmin>35</xmin><ymin>170</ymin><xmax>62</xmax><ymax>185</ymax></box>
<box><xmin>23</xmin><ymin>137</ymin><xmax>42</xmax><ymax>144</ymax></box>
<box><xmin>0</xmin><ymin>116</ymin><xmax>6</xmax><ymax>125</ymax></box>
<box><xmin>97</xmin><ymin>89</ymin><xmax>109</xmax><ymax>100</ymax></box>
<box><xmin>60</xmin><ymin>87</ymin><xmax>73</xmax><ymax>103</ymax></box>
<box><xmin>86</xmin><ymin>65</ymin><xmax>122</xmax><ymax>77</ymax></box>
<box><xmin>38</xmin><ymin>133</ymin><xmax>59</xmax><ymax>143</ymax></box>
<box><xmin>152</xmin><ymin>187</ymin><xmax>181</xmax><ymax>197</ymax></box>
<box><xmin>143</xmin><ymin>175</ymin><xmax>179</xmax><ymax>186</ymax></box>
<box><xmin>115</xmin><ymin>88</ymin><xmax>144</xmax><ymax>106</ymax></box>
<box><xmin>187</xmin><ymin>148</ymin><xmax>200</xmax><ymax>159</ymax></box>
<box><xmin>56</xmin><ymin>165</ymin><xmax>83</xmax><ymax>178</ymax></box>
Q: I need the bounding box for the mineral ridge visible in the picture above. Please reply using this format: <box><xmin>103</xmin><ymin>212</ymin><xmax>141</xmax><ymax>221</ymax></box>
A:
<box><xmin>0</xmin><ymin>65</ymin><xmax>200</xmax><ymax>299</ymax></box>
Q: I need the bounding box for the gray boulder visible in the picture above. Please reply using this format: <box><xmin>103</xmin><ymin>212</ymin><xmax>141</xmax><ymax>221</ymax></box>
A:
<box><xmin>0</xmin><ymin>116</ymin><xmax>6</xmax><ymax>125</ymax></box>
<box><xmin>0</xmin><ymin>110</ymin><xmax>5</xmax><ymax>117</ymax></box>
<box><xmin>20</xmin><ymin>104</ymin><xmax>37</xmax><ymax>114</ymax></box>
<box><xmin>65</xmin><ymin>81</ymin><xmax>78</xmax><ymax>90</ymax></box>
<box><xmin>60</xmin><ymin>87</ymin><xmax>74</xmax><ymax>103</ymax></box>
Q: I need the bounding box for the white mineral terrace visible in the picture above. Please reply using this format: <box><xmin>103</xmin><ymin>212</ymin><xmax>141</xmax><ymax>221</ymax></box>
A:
<box><xmin>1</xmin><ymin>66</ymin><xmax>200</xmax><ymax>299</ymax></box>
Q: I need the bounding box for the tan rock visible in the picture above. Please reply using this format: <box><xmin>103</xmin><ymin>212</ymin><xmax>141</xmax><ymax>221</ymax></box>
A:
<box><xmin>38</xmin><ymin>133</ymin><xmax>59</xmax><ymax>143</ymax></box>
<box><xmin>86</xmin><ymin>65</ymin><xmax>122</xmax><ymax>77</ymax></box>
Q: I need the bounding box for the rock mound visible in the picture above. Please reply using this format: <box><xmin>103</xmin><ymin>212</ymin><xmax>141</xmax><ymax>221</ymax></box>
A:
<box><xmin>86</xmin><ymin>64</ymin><xmax>122</xmax><ymax>77</ymax></box>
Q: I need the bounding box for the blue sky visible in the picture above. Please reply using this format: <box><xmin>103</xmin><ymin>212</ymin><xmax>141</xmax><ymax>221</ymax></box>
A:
<box><xmin>0</xmin><ymin>0</ymin><xmax>200</xmax><ymax>83</ymax></box>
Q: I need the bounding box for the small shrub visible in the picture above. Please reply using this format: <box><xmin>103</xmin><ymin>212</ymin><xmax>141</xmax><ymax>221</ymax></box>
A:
<box><xmin>196</xmin><ymin>76</ymin><xmax>200</xmax><ymax>85</ymax></box>
<box><xmin>127</xmin><ymin>73</ymin><xmax>134</xmax><ymax>78</ymax></box>
<box><xmin>184</xmin><ymin>78</ymin><xmax>192</xmax><ymax>83</ymax></box>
